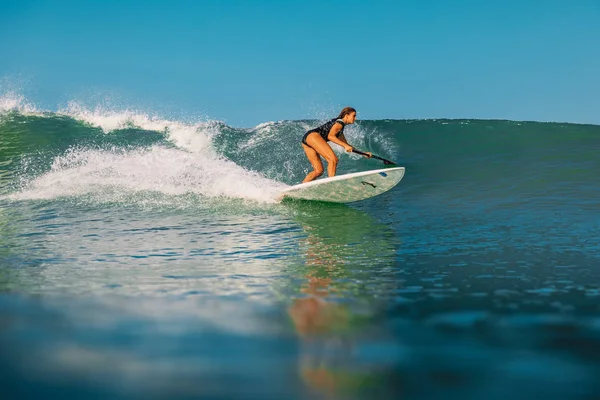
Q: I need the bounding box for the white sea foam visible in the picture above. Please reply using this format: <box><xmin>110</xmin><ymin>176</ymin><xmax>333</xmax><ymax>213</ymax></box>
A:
<box><xmin>59</xmin><ymin>102</ymin><xmax>218</xmax><ymax>154</ymax></box>
<box><xmin>0</xmin><ymin>92</ymin><xmax>39</xmax><ymax>115</ymax></box>
<box><xmin>10</xmin><ymin>145</ymin><xmax>287</xmax><ymax>203</ymax></box>
<box><xmin>4</xmin><ymin>100</ymin><xmax>288</xmax><ymax>204</ymax></box>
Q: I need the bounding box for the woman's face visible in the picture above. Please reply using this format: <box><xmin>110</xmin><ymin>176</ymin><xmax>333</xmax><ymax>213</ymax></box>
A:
<box><xmin>344</xmin><ymin>112</ymin><xmax>357</xmax><ymax>124</ymax></box>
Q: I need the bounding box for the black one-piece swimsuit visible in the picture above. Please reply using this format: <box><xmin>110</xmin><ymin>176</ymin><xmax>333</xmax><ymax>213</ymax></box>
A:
<box><xmin>301</xmin><ymin>118</ymin><xmax>345</xmax><ymax>147</ymax></box>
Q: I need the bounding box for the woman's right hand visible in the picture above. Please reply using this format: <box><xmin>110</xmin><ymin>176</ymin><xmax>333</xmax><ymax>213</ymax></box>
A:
<box><xmin>344</xmin><ymin>144</ymin><xmax>353</xmax><ymax>152</ymax></box>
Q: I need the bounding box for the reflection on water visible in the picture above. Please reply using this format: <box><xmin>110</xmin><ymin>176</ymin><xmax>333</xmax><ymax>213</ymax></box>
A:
<box><xmin>285</xmin><ymin>203</ymin><xmax>401</xmax><ymax>399</ymax></box>
<box><xmin>2</xmin><ymin>196</ymin><xmax>600</xmax><ymax>398</ymax></box>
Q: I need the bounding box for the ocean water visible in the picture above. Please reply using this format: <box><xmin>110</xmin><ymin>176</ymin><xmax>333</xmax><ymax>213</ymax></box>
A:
<box><xmin>1</xmin><ymin>95</ymin><xmax>600</xmax><ymax>399</ymax></box>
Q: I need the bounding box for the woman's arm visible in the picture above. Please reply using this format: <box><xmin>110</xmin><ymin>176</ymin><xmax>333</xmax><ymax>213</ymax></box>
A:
<box><xmin>327</xmin><ymin>123</ymin><xmax>353</xmax><ymax>152</ymax></box>
<box><xmin>338</xmin><ymin>132</ymin><xmax>372</xmax><ymax>158</ymax></box>
<box><xmin>337</xmin><ymin>132</ymin><xmax>350</xmax><ymax>145</ymax></box>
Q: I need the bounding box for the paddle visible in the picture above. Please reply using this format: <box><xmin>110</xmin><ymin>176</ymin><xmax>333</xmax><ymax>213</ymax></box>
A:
<box><xmin>351</xmin><ymin>149</ymin><xmax>397</xmax><ymax>165</ymax></box>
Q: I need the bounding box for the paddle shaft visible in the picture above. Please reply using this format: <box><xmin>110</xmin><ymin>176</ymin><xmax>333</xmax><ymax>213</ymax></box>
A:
<box><xmin>351</xmin><ymin>149</ymin><xmax>397</xmax><ymax>165</ymax></box>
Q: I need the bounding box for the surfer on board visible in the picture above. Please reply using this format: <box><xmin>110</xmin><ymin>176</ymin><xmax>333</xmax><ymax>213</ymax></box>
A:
<box><xmin>301</xmin><ymin>107</ymin><xmax>372</xmax><ymax>183</ymax></box>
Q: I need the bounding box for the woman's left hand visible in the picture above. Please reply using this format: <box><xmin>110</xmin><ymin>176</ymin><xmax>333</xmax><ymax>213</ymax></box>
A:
<box><xmin>365</xmin><ymin>152</ymin><xmax>372</xmax><ymax>158</ymax></box>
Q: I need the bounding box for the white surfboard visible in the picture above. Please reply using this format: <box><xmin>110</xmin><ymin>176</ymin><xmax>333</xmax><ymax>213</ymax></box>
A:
<box><xmin>277</xmin><ymin>167</ymin><xmax>405</xmax><ymax>203</ymax></box>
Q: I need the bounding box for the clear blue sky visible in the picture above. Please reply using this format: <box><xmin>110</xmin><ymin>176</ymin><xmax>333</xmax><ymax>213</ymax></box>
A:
<box><xmin>1</xmin><ymin>0</ymin><xmax>599</xmax><ymax>126</ymax></box>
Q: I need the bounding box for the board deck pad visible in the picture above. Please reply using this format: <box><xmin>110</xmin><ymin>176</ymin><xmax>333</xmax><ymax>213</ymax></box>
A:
<box><xmin>277</xmin><ymin>167</ymin><xmax>405</xmax><ymax>203</ymax></box>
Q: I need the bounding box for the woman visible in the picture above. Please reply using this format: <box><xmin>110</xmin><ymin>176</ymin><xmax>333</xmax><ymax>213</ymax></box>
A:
<box><xmin>301</xmin><ymin>107</ymin><xmax>371</xmax><ymax>183</ymax></box>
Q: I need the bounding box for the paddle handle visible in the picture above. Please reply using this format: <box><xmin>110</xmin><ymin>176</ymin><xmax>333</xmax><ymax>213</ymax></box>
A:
<box><xmin>351</xmin><ymin>149</ymin><xmax>397</xmax><ymax>165</ymax></box>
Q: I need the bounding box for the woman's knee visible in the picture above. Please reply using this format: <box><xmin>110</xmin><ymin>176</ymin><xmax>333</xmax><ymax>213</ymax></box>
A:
<box><xmin>313</xmin><ymin>166</ymin><xmax>324</xmax><ymax>176</ymax></box>
<box><xmin>325</xmin><ymin>155</ymin><xmax>338</xmax><ymax>165</ymax></box>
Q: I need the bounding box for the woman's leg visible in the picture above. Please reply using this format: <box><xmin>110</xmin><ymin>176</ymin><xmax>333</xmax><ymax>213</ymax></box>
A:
<box><xmin>302</xmin><ymin>143</ymin><xmax>324</xmax><ymax>183</ymax></box>
<box><xmin>303</xmin><ymin>133</ymin><xmax>339</xmax><ymax>181</ymax></box>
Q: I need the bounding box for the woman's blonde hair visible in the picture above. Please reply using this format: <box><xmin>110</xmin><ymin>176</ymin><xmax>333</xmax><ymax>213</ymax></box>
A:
<box><xmin>337</xmin><ymin>107</ymin><xmax>356</xmax><ymax>119</ymax></box>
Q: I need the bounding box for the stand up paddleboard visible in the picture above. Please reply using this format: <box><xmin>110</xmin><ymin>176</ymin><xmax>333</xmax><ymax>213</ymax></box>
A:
<box><xmin>277</xmin><ymin>167</ymin><xmax>405</xmax><ymax>203</ymax></box>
